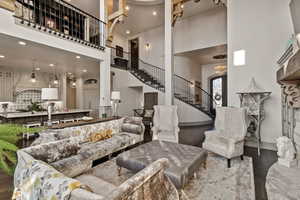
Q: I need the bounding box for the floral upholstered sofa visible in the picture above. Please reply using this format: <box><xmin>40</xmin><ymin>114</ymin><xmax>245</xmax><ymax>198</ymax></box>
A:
<box><xmin>13</xmin><ymin>117</ymin><xmax>179</xmax><ymax>200</ymax></box>
<box><xmin>26</xmin><ymin>117</ymin><xmax>145</xmax><ymax>177</ymax></box>
<box><xmin>13</xmin><ymin>149</ymin><xmax>179</xmax><ymax>200</ymax></box>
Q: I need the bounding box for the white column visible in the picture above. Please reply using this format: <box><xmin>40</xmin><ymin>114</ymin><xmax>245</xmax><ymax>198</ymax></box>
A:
<box><xmin>99</xmin><ymin>51</ymin><xmax>111</xmax><ymax>115</ymax></box>
<box><xmin>76</xmin><ymin>77</ymin><xmax>84</xmax><ymax>109</ymax></box>
<box><xmin>99</xmin><ymin>0</ymin><xmax>111</xmax><ymax>117</ymax></box>
<box><xmin>164</xmin><ymin>0</ymin><xmax>174</xmax><ymax>105</ymax></box>
<box><xmin>62</xmin><ymin>74</ymin><xmax>67</xmax><ymax>108</ymax></box>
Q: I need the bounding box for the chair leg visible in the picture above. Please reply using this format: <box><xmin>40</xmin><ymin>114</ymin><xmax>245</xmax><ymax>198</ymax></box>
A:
<box><xmin>241</xmin><ymin>155</ymin><xmax>244</xmax><ymax>161</ymax></box>
<box><xmin>117</xmin><ymin>166</ymin><xmax>122</xmax><ymax>176</ymax></box>
<box><xmin>227</xmin><ymin>159</ymin><xmax>231</xmax><ymax>168</ymax></box>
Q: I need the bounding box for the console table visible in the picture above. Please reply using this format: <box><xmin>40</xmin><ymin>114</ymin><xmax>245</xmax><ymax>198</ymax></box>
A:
<box><xmin>237</xmin><ymin>78</ymin><xmax>271</xmax><ymax>156</ymax></box>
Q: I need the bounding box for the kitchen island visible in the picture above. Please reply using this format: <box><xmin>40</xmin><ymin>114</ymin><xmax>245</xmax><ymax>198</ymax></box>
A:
<box><xmin>0</xmin><ymin>109</ymin><xmax>92</xmax><ymax>124</ymax></box>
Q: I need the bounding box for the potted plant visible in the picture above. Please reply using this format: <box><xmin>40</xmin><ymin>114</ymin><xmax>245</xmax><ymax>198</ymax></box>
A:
<box><xmin>0</xmin><ymin>124</ymin><xmax>43</xmax><ymax>175</ymax></box>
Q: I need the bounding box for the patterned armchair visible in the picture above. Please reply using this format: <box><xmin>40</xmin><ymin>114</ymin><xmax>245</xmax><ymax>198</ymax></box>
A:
<box><xmin>203</xmin><ymin>107</ymin><xmax>247</xmax><ymax>168</ymax></box>
<box><xmin>151</xmin><ymin>105</ymin><xmax>180</xmax><ymax>143</ymax></box>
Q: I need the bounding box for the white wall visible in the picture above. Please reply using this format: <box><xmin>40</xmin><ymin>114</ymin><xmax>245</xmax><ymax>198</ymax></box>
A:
<box><xmin>227</xmin><ymin>0</ymin><xmax>294</xmax><ymax>143</ymax></box>
<box><xmin>134</xmin><ymin>7</ymin><xmax>227</xmax><ymax>61</ymax></box>
<box><xmin>174</xmin><ymin>7</ymin><xmax>227</xmax><ymax>54</ymax></box>
<box><xmin>174</xmin><ymin>56</ymin><xmax>202</xmax><ymax>83</ymax></box>
<box><xmin>129</xmin><ymin>7</ymin><xmax>226</xmax><ymax>81</ymax></box>
<box><xmin>111</xmin><ymin>68</ymin><xmax>143</xmax><ymax>116</ymax></box>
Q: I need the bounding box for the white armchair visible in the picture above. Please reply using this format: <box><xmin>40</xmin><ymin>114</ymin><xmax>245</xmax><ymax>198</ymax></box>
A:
<box><xmin>151</xmin><ymin>105</ymin><xmax>180</xmax><ymax>143</ymax></box>
<box><xmin>203</xmin><ymin>107</ymin><xmax>247</xmax><ymax>168</ymax></box>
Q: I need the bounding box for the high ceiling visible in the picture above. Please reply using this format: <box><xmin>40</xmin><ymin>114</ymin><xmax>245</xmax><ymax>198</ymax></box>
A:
<box><xmin>0</xmin><ymin>34</ymin><xmax>99</xmax><ymax>77</ymax></box>
<box><xmin>117</xmin><ymin>0</ymin><xmax>224</xmax><ymax>36</ymax></box>
<box><xmin>68</xmin><ymin>0</ymin><xmax>224</xmax><ymax>36</ymax></box>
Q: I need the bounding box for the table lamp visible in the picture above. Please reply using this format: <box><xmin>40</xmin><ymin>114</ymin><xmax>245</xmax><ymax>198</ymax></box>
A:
<box><xmin>42</xmin><ymin>88</ymin><xmax>58</xmax><ymax>126</ymax></box>
<box><xmin>111</xmin><ymin>91</ymin><xmax>121</xmax><ymax>117</ymax></box>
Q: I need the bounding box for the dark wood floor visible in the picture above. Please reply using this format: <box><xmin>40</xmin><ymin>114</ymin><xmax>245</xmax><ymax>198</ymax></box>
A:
<box><xmin>0</xmin><ymin>132</ymin><xmax>277</xmax><ymax>200</ymax></box>
<box><xmin>244</xmin><ymin>147</ymin><xmax>277</xmax><ymax>200</ymax></box>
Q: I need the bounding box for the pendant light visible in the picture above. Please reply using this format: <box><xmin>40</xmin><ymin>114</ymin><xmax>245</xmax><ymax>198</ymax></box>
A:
<box><xmin>53</xmin><ymin>75</ymin><xmax>59</xmax><ymax>85</ymax></box>
<box><xmin>30</xmin><ymin>60</ymin><xmax>37</xmax><ymax>83</ymax></box>
<box><xmin>30</xmin><ymin>71</ymin><xmax>36</xmax><ymax>83</ymax></box>
<box><xmin>53</xmin><ymin>65</ymin><xmax>59</xmax><ymax>85</ymax></box>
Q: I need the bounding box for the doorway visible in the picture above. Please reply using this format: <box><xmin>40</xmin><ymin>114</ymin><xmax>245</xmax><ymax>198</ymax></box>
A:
<box><xmin>130</xmin><ymin>38</ymin><xmax>139</xmax><ymax>70</ymax></box>
<box><xmin>210</xmin><ymin>75</ymin><xmax>227</xmax><ymax>113</ymax></box>
<box><xmin>144</xmin><ymin>92</ymin><xmax>158</xmax><ymax>110</ymax></box>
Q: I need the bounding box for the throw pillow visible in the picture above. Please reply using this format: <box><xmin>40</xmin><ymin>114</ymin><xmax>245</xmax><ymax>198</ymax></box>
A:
<box><xmin>88</xmin><ymin>129</ymin><xmax>113</xmax><ymax>143</ymax></box>
<box><xmin>121</xmin><ymin>123</ymin><xmax>142</xmax><ymax>134</ymax></box>
<box><xmin>123</xmin><ymin>117</ymin><xmax>143</xmax><ymax>125</ymax></box>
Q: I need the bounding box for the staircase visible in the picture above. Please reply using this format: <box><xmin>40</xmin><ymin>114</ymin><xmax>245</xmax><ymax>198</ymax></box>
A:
<box><xmin>110</xmin><ymin>47</ymin><xmax>216</xmax><ymax>118</ymax></box>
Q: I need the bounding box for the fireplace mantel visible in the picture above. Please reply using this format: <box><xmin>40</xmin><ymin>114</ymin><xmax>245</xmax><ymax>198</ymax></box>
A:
<box><xmin>277</xmin><ymin>50</ymin><xmax>300</xmax><ymax>84</ymax></box>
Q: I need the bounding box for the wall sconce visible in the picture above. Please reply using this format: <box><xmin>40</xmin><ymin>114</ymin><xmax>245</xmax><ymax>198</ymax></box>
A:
<box><xmin>145</xmin><ymin>43</ymin><xmax>151</xmax><ymax>51</ymax></box>
<box><xmin>234</xmin><ymin>50</ymin><xmax>246</xmax><ymax>66</ymax></box>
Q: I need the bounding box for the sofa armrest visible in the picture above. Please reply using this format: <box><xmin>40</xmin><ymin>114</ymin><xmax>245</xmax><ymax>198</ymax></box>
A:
<box><xmin>107</xmin><ymin>158</ymin><xmax>179</xmax><ymax>200</ymax></box>
<box><xmin>71</xmin><ymin>188</ymin><xmax>104</xmax><ymax>200</ymax></box>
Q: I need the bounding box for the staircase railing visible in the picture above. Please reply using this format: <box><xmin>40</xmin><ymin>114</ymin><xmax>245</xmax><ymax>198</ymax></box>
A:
<box><xmin>14</xmin><ymin>0</ymin><xmax>106</xmax><ymax>50</ymax></box>
<box><xmin>110</xmin><ymin>47</ymin><xmax>216</xmax><ymax>117</ymax></box>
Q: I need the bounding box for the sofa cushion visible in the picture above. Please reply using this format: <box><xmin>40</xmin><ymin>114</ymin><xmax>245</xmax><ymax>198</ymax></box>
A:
<box><xmin>24</xmin><ymin>138</ymin><xmax>80</xmax><ymax>163</ymax></box>
<box><xmin>75</xmin><ymin>174</ymin><xmax>117</xmax><ymax>196</ymax></box>
<box><xmin>123</xmin><ymin>116</ymin><xmax>143</xmax><ymax>125</ymax></box>
<box><xmin>121</xmin><ymin>123</ymin><xmax>142</xmax><ymax>134</ymax></box>
<box><xmin>79</xmin><ymin>132</ymin><xmax>142</xmax><ymax>161</ymax></box>
<box><xmin>51</xmin><ymin>152</ymin><xmax>92</xmax><ymax>178</ymax></box>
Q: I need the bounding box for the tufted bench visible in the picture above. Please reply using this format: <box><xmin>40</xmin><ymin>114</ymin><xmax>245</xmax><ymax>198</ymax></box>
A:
<box><xmin>116</xmin><ymin>140</ymin><xmax>207</xmax><ymax>189</ymax></box>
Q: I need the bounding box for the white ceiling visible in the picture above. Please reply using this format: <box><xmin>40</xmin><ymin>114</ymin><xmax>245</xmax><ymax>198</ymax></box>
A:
<box><xmin>117</xmin><ymin>0</ymin><xmax>224</xmax><ymax>36</ymax></box>
<box><xmin>0</xmin><ymin>34</ymin><xmax>100</xmax><ymax>77</ymax></box>
<box><xmin>177</xmin><ymin>44</ymin><xmax>227</xmax><ymax>65</ymax></box>
<box><xmin>67</xmin><ymin>0</ymin><xmax>224</xmax><ymax>36</ymax></box>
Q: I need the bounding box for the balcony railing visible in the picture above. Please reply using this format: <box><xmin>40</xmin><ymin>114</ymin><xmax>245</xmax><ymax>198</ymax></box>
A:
<box><xmin>14</xmin><ymin>0</ymin><xmax>106</xmax><ymax>50</ymax></box>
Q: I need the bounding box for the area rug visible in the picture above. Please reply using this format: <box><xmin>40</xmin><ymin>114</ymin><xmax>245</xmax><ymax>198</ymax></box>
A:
<box><xmin>89</xmin><ymin>153</ymin><xmax>255</xmax><ymax>200</ymax></box>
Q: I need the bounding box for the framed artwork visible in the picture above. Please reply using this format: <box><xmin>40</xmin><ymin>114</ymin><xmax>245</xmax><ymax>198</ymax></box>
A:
<box><xmin>0</xmin><ymin>0</ymin><xmax>15</xmax><ymax>11</ymax></box>
<box><xmin>116</xmin><ymin>45</ymin><xmax>124</xmax><ymax>58</ymax></box>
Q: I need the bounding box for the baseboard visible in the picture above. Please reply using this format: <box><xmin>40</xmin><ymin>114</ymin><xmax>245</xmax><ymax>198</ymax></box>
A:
<box><xmin>245</xmin><ymin>140</ymin><xmax>277</xmax><ymax>151</ymax></box>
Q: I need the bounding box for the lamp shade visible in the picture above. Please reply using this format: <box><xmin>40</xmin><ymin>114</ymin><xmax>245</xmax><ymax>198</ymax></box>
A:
<box><xmin>111</xmin><ymin>91</ymin><xmax>120</xmax><ymax>100</ymax></box>
<box><xmin>41</xmin><ymin>88</ymin><xmax>58</xmax><ymax>100</ymax></box>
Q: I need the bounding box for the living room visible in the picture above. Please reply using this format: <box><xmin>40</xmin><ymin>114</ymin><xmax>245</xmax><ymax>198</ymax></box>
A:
<box><xmin>0</xmin><ymin>0</ymin><xmax>300</xmax><ymax>200</ymax></box>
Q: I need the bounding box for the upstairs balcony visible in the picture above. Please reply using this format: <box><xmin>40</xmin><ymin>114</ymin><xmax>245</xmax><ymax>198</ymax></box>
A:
<box><xmin>13</xmin><ymin>0</ymin><xmax>106</xmax><ymax>50</ymax></box>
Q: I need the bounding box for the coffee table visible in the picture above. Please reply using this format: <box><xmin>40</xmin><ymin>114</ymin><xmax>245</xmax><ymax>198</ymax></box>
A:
<box><xmin>116</xmin><ymin>140</ymin><xmax>207</xmax><ymax>189</ymax></box>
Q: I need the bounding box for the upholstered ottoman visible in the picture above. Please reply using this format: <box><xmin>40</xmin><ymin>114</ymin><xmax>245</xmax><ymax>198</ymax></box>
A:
<box><xmin>116</xmin><ymin>140</ymin><xmax>207</xmax><ymax>189</ymax></box>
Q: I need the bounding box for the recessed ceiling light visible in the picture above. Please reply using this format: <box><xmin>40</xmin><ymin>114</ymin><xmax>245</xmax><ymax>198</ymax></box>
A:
<box><xmin>0</xmin><ymin>55</ymin><xmax>5</xmax><ymax>58</ymax></box>
<box><xmin>82</xmin><ymin>69</ymin><xmax>87</xmax><ymax>73</ymax></box>
<box><xmin>125</xmin><ymin>5</ymin><xmax>130</xmax><ymax>11</ymax></box>
<box><xmin>126</xmin><ymin>30</ymin><xmax>131</xmax><ymax>34</ymax></box>
<box><xmin>49</xmin><ymin>64</ymin><xmax>55</xmax><ymax>67</ymax></box>
<box><xmin>18</xmin><ymin>41</ymin><xmax>26</xmax><ymax>46</ymax></box>
<box><xmin>76</xmin><ymin>55</ymin><xmax>81</xmax><ymax>59</ymax></box>
<box><xmin>35</xmin><ymin>67</ymin><xmax>40</xmax><ymax>71</ymax></box>
<box><xmin>152</xmin><ymin>11</ymin><xmax>157</xmax><ymax>16</ymax></box>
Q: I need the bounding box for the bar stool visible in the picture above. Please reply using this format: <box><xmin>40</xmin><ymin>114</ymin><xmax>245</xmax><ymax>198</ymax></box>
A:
<box><xmin>23</xmin><ymin>122</ymin><xmax>41</xmax><ymax>140</ymax></box>
<box><xmin>74</xmin><ymin>117</ymin><xmax>83</xmax><ymax>122</ymax></box>
<box><xmin>60</xmin><ymin>118</ymin><xmax>75</xmax><ymax>123</ymax></box>
<box><xmin>43</xmin><ymin>120</ymin><xmax>60</xmax><ymax>126</ymax></box>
